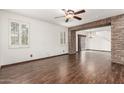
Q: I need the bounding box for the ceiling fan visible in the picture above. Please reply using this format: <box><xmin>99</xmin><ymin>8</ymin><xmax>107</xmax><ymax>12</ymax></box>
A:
<box><xmin>55</xmin><ymin>9</ymin><xmax>85</xmax><ymax>22</ymax></box>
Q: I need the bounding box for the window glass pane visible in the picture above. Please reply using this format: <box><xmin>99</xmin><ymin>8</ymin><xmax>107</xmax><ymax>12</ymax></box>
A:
<box><xmin>11</xmin><ymin>36</ymin><xmax>19</xmax><ymax>45</ymax></box>
<box><xmin>60</xmin><ymin>32</ymin><xmax>63</xmax><ymax>44</ymax></box>
<box><xmin>21</xmin><ymin>24</ymin><xmax>28</xmax><ymax>45</ymax></box>
<box><xmin>63</xmin><ymin>32</ymin><xmax>66</xmax><ymax>44</ymax></box>
<box><xmin>11</xmin><ymin>22</ymin><xmax>19</xmax><ymax>45</ymax></box>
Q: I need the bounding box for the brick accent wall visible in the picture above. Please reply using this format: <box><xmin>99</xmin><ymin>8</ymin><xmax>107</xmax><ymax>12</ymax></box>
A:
<box><xmin>68</xmin><ymin>30</ymin><xmax>76</xmax><ymax>54</ymax></box>
<box><xmin>111</xmin><ymin>14</ymin><xmax>124</xmax><ymax>64</ymax></box>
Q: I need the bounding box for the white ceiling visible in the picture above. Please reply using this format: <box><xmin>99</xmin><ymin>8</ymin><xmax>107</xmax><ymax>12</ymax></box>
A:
<box><xmin>3</xmin><ymin>9</ymin><xmax>124</xmax><ymax>27</ymax></box>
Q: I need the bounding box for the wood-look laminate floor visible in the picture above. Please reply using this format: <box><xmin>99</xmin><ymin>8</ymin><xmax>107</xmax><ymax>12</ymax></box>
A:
<box><xmin>0</xmin><ymin>51</ymin><xmax>124</xmax><ymax>84</ymax></box>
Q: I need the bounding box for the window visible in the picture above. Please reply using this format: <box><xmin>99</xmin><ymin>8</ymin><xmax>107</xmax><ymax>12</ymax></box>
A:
<box><xmin>60</xmin><ymin>32</ymin><xmax>66</xmax><ymax>45</ymax></box>
<box><xmin>9</xmin><ymin>19</ymin><xmax>29</xmax><ymax>48</ymax></box>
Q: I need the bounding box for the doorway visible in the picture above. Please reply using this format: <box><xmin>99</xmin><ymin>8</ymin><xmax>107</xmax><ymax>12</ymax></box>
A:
<box><xmin>78</xmin><ymin>35</ymin><xmax>86</xmax><ymax>52</ymax></box>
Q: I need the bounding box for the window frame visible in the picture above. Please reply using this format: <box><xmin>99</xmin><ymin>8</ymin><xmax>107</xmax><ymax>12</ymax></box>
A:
<box><xmin>8</xmin><ymin>19</ymin><xmax>30</xmax><ymax>48</ymax></box>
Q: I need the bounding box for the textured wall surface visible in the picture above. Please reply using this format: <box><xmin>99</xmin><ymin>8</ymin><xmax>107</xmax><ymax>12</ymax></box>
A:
<box><xmin>111</xmin><ymin>14</ymin><xmax>124</xmax><ymax>64</ymax></box>
<box><xmin>68</xmin><ymin>30</ymin><xmax>76</xmax><ymax>54</ymax></box>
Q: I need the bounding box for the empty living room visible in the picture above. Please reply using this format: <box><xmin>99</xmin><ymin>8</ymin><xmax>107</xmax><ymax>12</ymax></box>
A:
<box><xmin>0</xmin><ymin>9</ymin><xmax>124</xmax><ymax>84</ymax></box>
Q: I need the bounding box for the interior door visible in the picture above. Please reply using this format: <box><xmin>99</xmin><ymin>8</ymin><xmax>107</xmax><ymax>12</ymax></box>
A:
<box><xmin>78</xmin><ymin>35</ymin><xmax>86</xmax><ymax>52</ymax></box>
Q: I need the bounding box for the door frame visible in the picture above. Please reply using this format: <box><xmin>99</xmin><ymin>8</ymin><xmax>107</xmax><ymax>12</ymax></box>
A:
<box><xmin>78</xmin><ymin>34</ymin><xmax>86</xmax><ymax>52</ymax></box>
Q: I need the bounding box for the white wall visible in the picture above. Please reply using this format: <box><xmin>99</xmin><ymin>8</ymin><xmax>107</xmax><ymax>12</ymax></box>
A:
<box><xmin>76</xmin><ymin>26</ymin><xmax>111</xmax><ymax>51</ymax></box>
<box><xmin>0</xmin><ymin>12</ymin><xmax>2</xmax><ymax>67</ymax></box>
<box><xmin>0</xmin><ymin>11</ymin><xmax>68</xmax><ymax>65</ymax></box>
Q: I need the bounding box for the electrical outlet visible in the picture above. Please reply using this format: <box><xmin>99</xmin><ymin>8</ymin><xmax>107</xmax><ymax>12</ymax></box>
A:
<box><xmin>30</xmin><ymin>54</ymin><xmax>33</xmax><ymax>57</ymax></box>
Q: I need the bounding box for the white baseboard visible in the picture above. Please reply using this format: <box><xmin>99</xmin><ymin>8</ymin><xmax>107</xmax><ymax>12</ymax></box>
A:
<box><xmin>77</xmin><ymin>49</ymin><xmax>111</xmax><ymax>52</ymax></box>
<box><xmin>85</xmin><ymin>49</ymin><xmax>111</xmax><ymax>52</ymax></box>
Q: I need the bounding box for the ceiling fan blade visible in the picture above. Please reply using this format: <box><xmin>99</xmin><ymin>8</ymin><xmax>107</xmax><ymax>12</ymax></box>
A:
<box><xmin>65</xmin><ymin>18</ymin><xmax>69</xmax><ymax>22</ymax></box>
<box><xmin>62</xmin><ymin>9</ymin><xmax>66</xmax><ymax>11</ymax></box>
<box><xmin>54</xmin><ymin>16</ymin><xmax>65</xmax><ymax>19</ymax></box>
<box><xmin>73</xmin><ymin>16</ymin><xmax>82</xmax><ymax>20</ymax></box>
<box><xmin>74</xmin><ymin>10</ymin><xmax>85</xmax><ymax>15</ymax></box>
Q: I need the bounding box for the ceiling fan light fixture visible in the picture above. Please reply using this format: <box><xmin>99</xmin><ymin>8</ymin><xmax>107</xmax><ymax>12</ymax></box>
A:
<box><xmin>55</xmin><ymin>9</ymin><xmax>85</xmax><ymax>22</ymax></box>
<box><xmin>65</xmin><ymin>14</ymin><xmax>74</xmax><ymax>19</ymax></box>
